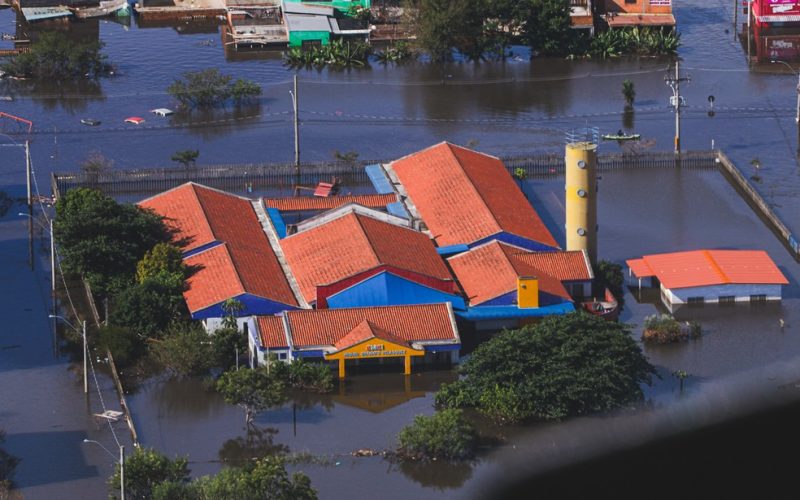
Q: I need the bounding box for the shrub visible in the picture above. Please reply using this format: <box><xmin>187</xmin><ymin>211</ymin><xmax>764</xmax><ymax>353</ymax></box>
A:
<box><xmin>110</xmin><ymin>278</ymin><xmax>187</xmax><ymax>339</ymax></box>
<box><xmin>99</xmin><ymin>325</ymin><xmax>146</xmax><ymax>368</ymax></box>
<box><xmin>109</xmin><ymin>447</ymin><xmax>189</xmax><ymax>500</ymax></box>
<box><xmin>154</xmin><ymin>322</ymin><xmax>215</xmax><ymax>377</ymax></box>
<box><xmin>642</xmin><ymin>314</ymin><xmax>702</xmax><ymax>344</ymax></box>
<box><xmin>136</xmin><ymin>243</ymin><xmax>185</xmax><ymax>285</ymax></box>
<box><xmin>397</xmin><ymin>409</ymin><xmax>478</xmax><ymax>460</ymax></box>
<box><xmin>211</xmin><ymin>326</ymin><xmax>248</xmax><ymax>372</ymax></box>
<box><xmin>1</xmin><ymin>31</ymin><xmax>110</xmax><ymax>79</ymax></box>
<box><xmin>168</xmin><ymin>69</ymin><xmax>261</xmax><ymax>109</ymax></box>
<box><xmin>272</xmin><ymin>359</ymin><xmax>335</xmax><ymax>393</ymax></box>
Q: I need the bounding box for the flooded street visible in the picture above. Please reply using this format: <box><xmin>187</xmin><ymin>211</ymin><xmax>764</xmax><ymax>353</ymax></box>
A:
<box><xmin>2</xmin><ymin>0</ymin><xmax>800</xmax><ymax>497</ymax></box>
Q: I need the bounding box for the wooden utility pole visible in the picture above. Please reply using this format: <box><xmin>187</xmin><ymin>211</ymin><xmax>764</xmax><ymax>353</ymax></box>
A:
<box><xmin>665</xmin><ymin>61</ymin><xmax>690</xmax><ymax>154</ymax></box>
<box><xmin>25</xmin><ymin>140</ymin><xmax>31</xmax><ymax>208</ymax></box>
<box><xmin>291</xmin><ymin>74</ymin><xmax>300</xmax><ymax>173</ymax></box>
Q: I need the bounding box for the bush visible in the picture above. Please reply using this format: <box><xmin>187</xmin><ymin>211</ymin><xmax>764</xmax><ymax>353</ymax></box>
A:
<box><xmin>271</xmin><ymin>359</ymin><xmax>335</xmax><ymax>393</ymax></box>
<box><xmin>168</xmin><ymin>69</ymin><xmax>262</xmax><ymax>109</ymax></box>
<box><xmin>642</xmin><ymin>314</ymin><xmax>702</xmax><ymax>344</ymax></box>
<box><xmin>397</xmin><ymin>409</ymin><xmax>478</xmax><ymax>460</ymax></box>
<box><xmin>110</xmin><ymin>278</ymin><xmax>187</xmax><ymax>339</ymax></box>
<box><xmin>211</xmin><ymin>327</ymin><xmax>248</xmax><ymax>372</ymax></box>
<box><xmin>594</xmin><ymin>260</ymin><xmax>625</xmax><ymax>309</ymax></box>
<box><xmin>136</xmin><ymin>243</ymin><xmax>186</xmax><ymax>285</ymax></box>
<box><xmin>154</xmin><ymin>322</ymin><xmax>215</xmax><ymax>377</ymax></box>
<box><xmin>109</xmin><ymin>447</ymin><xmax>189</xmax><ymax>500</ymax></box>
<box><xmin>0</xmin><ymin>430</ymin><xmax>20</xmax><ymax>496</ymax></box>
<box><xmin>99</xmin><ymin>325</ymin><xmax>146</xmax><ymax>368</ymax></box>
<box><xmin>436</xmin><ymin>313</ymin><xmax>656</xmax><ymax>423</ymax></box>
<box><xmin>1</xmin><ymin>31</ymin><xmax>110</xmax><ymax>79</ymax></box>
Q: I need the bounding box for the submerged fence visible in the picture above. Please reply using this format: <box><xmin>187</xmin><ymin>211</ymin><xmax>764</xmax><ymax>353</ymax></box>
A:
<box><xmin>51</xmin><ymin>150</ymin><xmax>720</xmax><ymax>198</ymax></box>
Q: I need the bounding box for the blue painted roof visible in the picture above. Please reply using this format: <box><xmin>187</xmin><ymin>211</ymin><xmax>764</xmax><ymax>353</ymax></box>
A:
<box><xmin>436</xmin><ymin>244</ymin><xmax>470</xmax><ymax>256</ymax></box>
<box><xmin>266</xmin><ymin>207</ymin><xmax>287</xmax><ymax>239</ymax></box>
<box><xmin>386</xmin><ymin>201</ymin><xmax>409</xmax><ymax>219</ymax></box>
<box><xmin>365</xmin><ymin>164</ymin><xmax>395</xmax><ymax>194</ymax></box>
<box><xmin>455</xmin><ymin>302</ymin><xmax>575</xmax><ymax>321</ymax></box>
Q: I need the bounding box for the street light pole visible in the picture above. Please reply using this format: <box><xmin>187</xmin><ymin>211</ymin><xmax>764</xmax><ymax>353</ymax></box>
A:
<box><xmin>83</xmin><ymin>320</ymin><xmax>88</xmax><ymax>394</ymax></box>
<box><xmin>83</xmin><ymin>440</ymin><xmax>124</xmax><ymax>500</ymax></box>
<box><xmin>770</xmin><ymin>60</ymin><xmax>800</xmax><ymax>124</ymax></box>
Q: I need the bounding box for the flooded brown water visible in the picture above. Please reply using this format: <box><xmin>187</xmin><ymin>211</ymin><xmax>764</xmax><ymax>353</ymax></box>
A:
<box><xmin>2</xmin><ymin>0</ymin><xmax>800</xmax><ymax>497</ymax></box>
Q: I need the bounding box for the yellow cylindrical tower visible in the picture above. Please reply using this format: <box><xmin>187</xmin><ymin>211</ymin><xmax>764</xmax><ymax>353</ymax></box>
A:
<box><xmin>565</xmin><ymin>142</ymin><xmax>597</xmax><ymax>265</ymax></box>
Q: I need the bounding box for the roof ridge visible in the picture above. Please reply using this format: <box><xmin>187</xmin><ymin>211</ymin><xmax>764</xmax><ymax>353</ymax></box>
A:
<box><xmin>218</xmin><ymin>242</ymin><xmax>247</xmax><ymax>295</ymax></box>
<box><xmin>353</xmin><ymin>213</ymin><xmax>384</xmax><ymax>267</ymax></box>
<box><xmin>703</xmin><ymin>250</ymin><xmax>730</xmax><ymax>283</ymax></box>
<box><xmin>191</xmin><ymin>184</ymin><xmax>222</xmax><ymax>244</ymax></box>
<box><xmin>445</xmin><ymin>144</ymin><xmax>504</xmax><ymax>235</ymax></box>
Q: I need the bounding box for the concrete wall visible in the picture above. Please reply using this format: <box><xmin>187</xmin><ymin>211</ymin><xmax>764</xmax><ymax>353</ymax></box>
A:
<box><xmin>662</xmin><ymin>283</ymin><xmax>783</xmax><ymax>305</ymax></box>
<box><xmin>604</xmin><ymin>0</ymin><xmax>672</xmax><ymax>14</ymax></box>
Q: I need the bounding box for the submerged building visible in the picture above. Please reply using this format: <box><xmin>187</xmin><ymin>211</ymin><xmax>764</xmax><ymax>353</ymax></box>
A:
<box><xmin>626</xmin><ymin>249</ymin><xmax>788</xmax><ymax>311</ymax></box>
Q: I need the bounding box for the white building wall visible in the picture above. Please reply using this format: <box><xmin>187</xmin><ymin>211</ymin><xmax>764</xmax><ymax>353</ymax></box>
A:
<box><xmin>661</xmin><ymin>283</ymin><xmax>783</xmax><ymax>305</ymax></box>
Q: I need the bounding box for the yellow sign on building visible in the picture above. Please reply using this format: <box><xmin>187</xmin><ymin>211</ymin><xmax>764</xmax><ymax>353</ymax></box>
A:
<box><xmin>517</xmin><ymin>276</ymin><xmax>539</xmax><ymax>309</ymax></box>
<box><xmin>325</xmin><ymin>339</ymin><xmax>424</xmax><ymax>378</ymax></box>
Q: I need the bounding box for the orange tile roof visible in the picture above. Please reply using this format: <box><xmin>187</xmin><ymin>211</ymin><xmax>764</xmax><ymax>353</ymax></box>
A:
<box><xmin>509</xmin><ymin>249</ymin><xmax>593</xmax><ymax>281</ymax></box>
<box><xmin>448</xmin><ymin>241</ymin><xmax>572</xmax><ymax>306</ymax></box>
<box><xmin>257</xmin><ymin>316</ymin><xmax>287</xmax><ymax>348</ymax></box>
<box><xmin>140</xmin><ymin>183</ymin><xmax>298</xmax><ymax>309</ymax></box>
<box><xmin>283</xmin><ymin>303</ymin><xmax>457</xmax><ymax>349</ymax></box>
<box><xmin>390</xmin><ymin>142</ymin><xmax>559</xmax><ymax>248</ymax></box>
<box><xmin>264</xmin><ymin>194</ymin><xmax>396</xmax><ymax>212</ymax></box>
<box><xmin>331</xmin><ymin>320</ymin><xmax>411</xmax><ymax>352</ymax></box>
<box><xmin>626</xmin><ymin>250</ymin><xmax>788</xmax><ymax>289</ymax></box>
<box><xmin>183</xmin><ymin>244</ymin><xmax>246</xmax><ymax>313</ymax></box>
<box><xmin>281</xmin><ymin>212</ymin><xmax>453</xmax><ymax>303</ymax></box>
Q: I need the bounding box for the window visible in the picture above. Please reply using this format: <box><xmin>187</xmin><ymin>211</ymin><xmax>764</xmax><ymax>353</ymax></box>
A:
<box><xmin>687</xmin><ymin>297</ymin><xmax>705</xmax><ymax>306</ymax></box>
<box><xmin>719</xmin><ymin>296</ymin><xmax>736</xmax><ymax>305</ymax></box>
<box><xmin>750</xmin><ymin>294</ymin><xmax>767</xmax><ymax>303</ymax></box>
<box><xmin>278</xmin><ymin>352</ymin><xmax>287</xmax><ymax>360</ymax></box>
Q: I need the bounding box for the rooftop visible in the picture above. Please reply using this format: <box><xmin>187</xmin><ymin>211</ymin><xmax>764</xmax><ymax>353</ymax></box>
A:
<box><xmin>626</xmin><ymin>250</ymin><xmax>789</xmax><ymax>289</ymax></box>
<box><xmin>257</xmin><ymin>315</ymin><xmax>287</xmax><ymax>349</ymax></box>
<box><xmin>448</xmin><ymin>241</ymin><xmax>584</xmax><ymax>306</ymax></box>
<box><xmin>263</xmin><ymin>193</ymin><xmax>396</xmax><ymax>212</ymax></box>
<box><xmin>389</xmin><ymin>142</ymin><xmax>559</xmax><ymax>249</ymax></box>
<box><xmin>281</xmin><ymin>210</ymin><xmax>453</xmax><ymax>304</ymax></box>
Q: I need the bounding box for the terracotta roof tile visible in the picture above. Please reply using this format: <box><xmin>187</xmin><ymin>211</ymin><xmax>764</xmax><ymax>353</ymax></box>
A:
<box><xmin>140</xmin><ymin>183</ymin><xmax>298</xmax><ymax>309</ymax></box>
<box><xmin>390</xmin><ymin>142</ymin><xmax>559</xmax><ymax>248</ymax></box>
<box><xmin>281</xmin><ymin>212</ymin><xmax>452</xmax><ymax>303</ymax></box>
<box><xmin>264</xmin><ymin>194</ymin><xmax>396</xmax><ymax>212</ymax></box>
<box><xmin>332</xmin><ymin>320</ymin><xmax>411</xmax><ymax>352</ymax></box>
<box><xmin>183</xmin><ymin>244</ymin><xmax>244</xmax><ymax>313</ymax></box>
<box><xmin>505</xmin><ymin>249</ymin><xmax>593</xmax><ymax>281</ymax></box>
<box><xmin>628</xmin><ymin>250</ymin><xmax>788</xmax><ymax>289</ymax></box>
<box><xmin>448</xmin><ymin>241</ymin><xmax>573</xmax><ymax>306</ymax></box>
<box><xmin>284</xmin><ymin>303</ymin><xmax>457</xmax><ymax>349</ymax></box>
<box><xmin>257</xmin><ymin>316</ymin><xmax>287</xmax><ymax>349</ymax></box>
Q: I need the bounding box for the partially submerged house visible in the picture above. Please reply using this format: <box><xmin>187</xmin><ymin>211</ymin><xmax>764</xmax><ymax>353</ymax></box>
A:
<box><xmin>601</xmin><ymin>0</ymin><xmax>675</xmax><ymax>28</ymax></box>
<box><xmin>282</xmin><ymin>0</ymin><xmax>369</xmax><ymax>47</ymax></box>
<box><xmin>626</xmin><ymin>249</ymin><xmax>788</xmax><ymax>312</ymax></box>
<box><xmin>248</xmin><ymin>303</ymin><xmax>460</xmax><ymax>377</ymax></box>
<box><xmin>570</xmin><ymin>0</ymin><xmax>595</xmax><ymax>34</ymax></box>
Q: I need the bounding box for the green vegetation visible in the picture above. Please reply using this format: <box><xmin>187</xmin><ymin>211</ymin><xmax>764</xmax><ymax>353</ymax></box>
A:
<box><xmin>109</xmin><ymin>447</ymin><xmax>190</xmax><ymax>500</ymax></box>
<box><xmin>0</xmin><ymin>191</ymin><xmax>16</xmax><ymax>218</ymax></box>
<box><xmin>1</xmin><ymin>31</ymin><xmax>110</xmax><ymax>80</ymax></box>
<box><xmin>80</xmin><ymin>151</ymin><xmax>114</xmax><ymax>176</ymax></box>
<box><xmin>522</xmin><ymin>0</ymin><xmax>573</xmax><ymax>56</ymax></box>
<box><xmin>642</xmin><ymin>314</ymin><xmax>702</xmax><ymax>344</ymax></box>
<box><xmin>99</xmin><ymin>325</ymin><xmax>146</xmax><ymax>368</ymax></box>
<box><xmin>154</xmin><ymin>323</ymin><xmax>216</xmax><ymax>377</ymax></box>
<box><xmin>622</xmin><ymin>79</ymin><xmax>636</xmax><ymax>108</ymax></box>
<box><xmin>284</xmin><ymin>40</ymin><xmax>371</xmax><ymax>68</ymax></box>
<box><xmin>405</xmin><ymin>0</ymin><xmax>484</xmax><ymax>61</ymax></box>
<box><xmin>397</xmin><ymin>409</ymin><xmax>478</xmax><ymax>460</ymax></box>
<box><xmin>0</xmin><ymin>430</ymin><xmax>19</xmax><ymax>498</ymax></box>
<box><xmin>594</xmin><ymin>260</ymin><xmax>625</xmax><ymax>309</ymax></box>
<box><xmin>673</xmin><ymin>369</ymin><xmax>689</xmax><ymax>392</ymax></box>
<box><xmin>136</xmin><ymin>243</ymin><xmax>186</xmax><ymax>285</ymax></box>
<box><xmin>168</xmin><ymin>69</ymin><xmax>261</xmax><ymax>109</ymax></box>
<box><xmin>589</xmin><ymin>27</ymin><xmax>680</xmax><ymax>59</ymax></box>
<box><xmin>513</xmin><ymin>167</ymin><xmax>527</xmax><ymax>181</ymax></box>
<box><xmin>171</xmin><ymin>150</ymin><xmax>200</xmax><ymax>168</ymax></box>
<box><xmin>436</xmin><ymin>313</ymin><xmax>656</xmax><ymax>424</ymax></box>
<box><xmin>110</xmin><ymin>277</ymin><xmax>187</xmax><ymax>339</ymax></box>
<box><xmin>375</xmin><ymin>41</ymin><xmax>416</xmax><ymax>64</ymax></box>
<box><xmin>54</xmin><ymin>188</ymin><xmax>170</xmax><ymax>298</ymax></box>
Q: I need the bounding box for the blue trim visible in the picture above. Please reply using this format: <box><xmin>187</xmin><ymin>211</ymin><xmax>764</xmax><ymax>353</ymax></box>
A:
<box><xmin>365</xmin><ymin>164</ymin><xmax>394</xmax><ymax>194</ymax></box>
<box><xmin>436</xmin><ymin>244</ymin><xmax>470</xmax><ymax>256</ymax></box>
<box><xmin>191</xmin><ymin>293</ymin><xmax>297</xmax><ymax>320</ymax></box>
<box><xmin>456</xmin><ymin>302</ymin><xmax>575</xmax><ymax>321</ymax></box>
<box><xmin>325</xmin><ymin>271</ymin><xmax>466</xmax><ymax>310</ymax></box>
<box><xmin>386</xmin><ymin>201</ymin><xmax>409</xmax><ymax>219</ymax></box>
<box><xmin>423</xmin><ymin>344</ymin><xmax>461</xmax><ymax>352</ymax></box>
<box><xmin>481</xmin><ymin>291</ymin><xmax>516</xmax><ymax>306</ymax></box>
<box><xmin>470</xmin><ymin>232</ymin><xmax>560</xmax><ymax>253</ymax></box>
<box><xmin>266</xmin><ymin>208</ymin><xmax>287</xmax><ymax>239</ymax></box>
<box><xmin>293</xmin><ymin>350</ymin><xmax>326</xmax><ymax>358</ymax></box>
<box><xmin>183</xmin><ymin>240</ymin><xmax>223</xmax><ymax>258</ymax></box>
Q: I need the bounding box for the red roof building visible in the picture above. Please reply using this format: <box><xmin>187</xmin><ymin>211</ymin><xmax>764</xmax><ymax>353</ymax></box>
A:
<box><xmin>263</xmin><ymin>193</ymin><xmax>396</xmax><ymax>212</ymax></box>
<box><xmin>448</xmin><ymin>241</ymin><xmax>592</xmax><ymax>307</ymax></box>
<box><xmin>626</xmin><ymin>250</ymin><xmax>788</xmax><ymax>311</ymax></box>
<box><xmin>139</xmin><ymin>183</ymin><xmax>300</xmax><ymax>318</ymax></box>
<box><xmin>388</xmin><ymin>142</ymin><xmax>560</xmax><ymax>251</ymax></box>
<box><xmin>280</xmin><ymin>206</ymin><xmax>462</xmax><ymax>308</ymax></box>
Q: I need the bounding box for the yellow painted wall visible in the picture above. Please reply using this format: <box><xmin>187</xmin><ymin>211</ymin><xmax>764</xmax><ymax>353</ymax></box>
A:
<box><xmin>565</xmin><ymin>142</ymin><xmax>598</xmax><ymax>265</ymax></box>
<box><xmin>517</xmin><ymin>277</ymin><xmax>539</xmax><ymax>309</ymax></box>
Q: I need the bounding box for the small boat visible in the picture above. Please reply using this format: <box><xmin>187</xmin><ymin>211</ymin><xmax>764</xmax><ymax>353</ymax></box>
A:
<box><xmin>150</xmin><ymin>108</ymin><xmax>174</xmax><ymax>117</ymax></box>
<box><xmin>582</xmin><ymin>288</ymin><xmax>620</xmax><ymax>321</ymax></box>
<box><xmin>124</xmin><ymin>116</ymin><xmax>145</xmax><ymax>125</ymax></box>
<box><xmin>81</xmin><ymin>118</ymin><xmax>101</xmax><ymax>126</ymax></box>
<box><xmin>69</xmin><ymin>0</ymin><xmax>128</xmax><ymax>19</ymax></box>
<box><xmin>601</xmin><ymin>132</ymin><xmax>641</xmax><ymax>141</ymax></box>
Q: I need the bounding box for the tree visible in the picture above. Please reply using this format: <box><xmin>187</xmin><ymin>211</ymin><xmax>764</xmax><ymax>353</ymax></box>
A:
<box><xmin>521</xmin><ymin>0</ymin><xmax>573</xmax><ymax>56</ymax></box>
<box><xmin>81</xmin><ymin>151</ymin><xmax>114</xmax><ymax>175</ymax></box>
<box><xmin>99</xmin><ymin>325</ymin><xmax>146</xmax><ymax>368</ymax></box>
<box><xmin>216</xmin><ymin>368</ymin><xmax>288</xmax><ymax>426</ymax></box>
<box><xmin>168</xmin><ymin>69</ymin><xmax>261</xmax><ymax>109</ymax></box>
<box><xmin>109</xmin><ymin>447</ymin><xmax>189</xmax><ymax>500</ymax></box>
<box><xmin>136</xmin><ymin>243</ymin><xmax>186</xmax><ymax>285</ymax></box>
<box><xmin>221</xmin><ymin>298</ymin><xmax>244</xmax><ymax>330</ymax></box>
<box><xmin>594</xmin><ymin>260</ymin><xmax>625</xmax><ymax>309</ymax></box>
<box><xmin>54</xmin><ymin>188</ymin><xmax>170</xmax><ymax>297</ymax></box>
<box><xmin>1</xmin><ymin>31</ymin><xmax>110</xmax><ymax>80</ymax></box>
<box><xmin>110</xmin><ymin>278</ymin><xmax>187</xmax><ymax>339</ymax></box>
<box><xmin>211</xmin><ymin>326</ymin><xmax>248</xmax><ymax>372</ymax></box>
<box><xmin>436</xmin><ymin>313</ymin><xmax>656</xmax><ymax>423</ymax></box>
<box><xmin>622</xmin><ymin>79</ymin><xmax>636</xmax><ymax>108</ymax></box>
<box><xmin>410</xmin><ymin>0</ymin><xmax>485</xmax><ymax>61</ymax></box>
<box><xmin>0</xmin><ymin>430</ymin><xmax>20</xmax><ymax>498</ymax></box>
<box><xmin>191</xmin><ymin>457</ymin><xmax>316</xmax><ymax>499</ymax></box>
<box><xmin>155</xmin><ymin>322</ymin><xmax>215</xmax><ymax>377</ymax></box>
<box><xmin>397</xmin><ymin>409</ymin><xmax>478</xmax><ymax>460</ymax></box>
<box><xmin>171</xmin><ymin>150</ymin><xmax>200</xmax><ymax>168</ymax></box>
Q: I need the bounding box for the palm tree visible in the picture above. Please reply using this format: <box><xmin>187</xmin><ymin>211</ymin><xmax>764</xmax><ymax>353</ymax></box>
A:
<box><xmin>622</xmin><ymin>79</ymin><xmax>636</xmax><ymax>109</ymax></box>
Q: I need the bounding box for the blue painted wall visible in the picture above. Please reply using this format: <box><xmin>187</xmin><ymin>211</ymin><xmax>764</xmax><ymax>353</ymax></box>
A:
<box><xmin>191</xmin><ymin>293</ymin><xmax>296</xmax><ymax>320</ymax></box>
<box><xmin>457</xmin><ymin>302</ymin><xmax>575</xmax><ymax>321</ymax></box>
<box><xmin>326</xmin><ymin>272</ymin><xmax>466</xmax><ymax>310</ymax></box>
<box><xmin>479</xmin><ymin>290</ymin><xmax>569</xmax><ymax>307</ymax></box>
<box><xmin>470</xmin><ymin>231</ymin><xmax>560</xmax><ymax>253</ymax></box>
<box><xmin>266</xmin><ymin>208</ymin><xmax>287</xmax><ymax>239</ymax></box>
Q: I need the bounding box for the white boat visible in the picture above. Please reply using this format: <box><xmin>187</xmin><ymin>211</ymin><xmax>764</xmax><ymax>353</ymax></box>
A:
<box><xmin>70</xmin><ymin>0</ymin><xmax>129</xmax><ymax>19</ymax></box>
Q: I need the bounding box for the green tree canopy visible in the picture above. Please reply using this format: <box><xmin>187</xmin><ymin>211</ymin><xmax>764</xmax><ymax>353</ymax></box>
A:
<box><xmin>216</xmin><ymin>368</ymin><xmax>288</xmax><ymax>425</ymax></box>
<box><xmin>408</xmin><ymin>0</ymin><xmax>485</xmax><ymax>61</ymax></box>
<box><xmin>110</xmin><ymin>278</ymin><xmax>187</xmax><ymax>338</ymax></box>
<box><xmin>109</xmin><ymin>447</ymin><xmax>189</xmax><ymax>500</ymax></box>
<box><xmin>171</xmin><ymin>150</ymin><xmax>200</xmax><ymax>168</ymax></box>
<box><xmin>190</xmin><ymin>457</ymin><xmax>317</xmax><ymax>500</ymax></box>
<box><xmin>136</xmin><ymin>242</ymin><xmax>186</xmax><ymax>285</ymax></box>
<box><xmin>521</xmin><ymin>0</ymin><xmax>573</xmax><ymax>56</ymax></box>
<box><xmin>436</xmin><ymin>313</ymin><xmax>656</xmax><ymax>423</ymax></box>
<box><xmin>397</xmin><ymin>409</ymin><xmax>478</xmax><ymax>460</ymax></box>
<box><xmin>168</xmin><ymin>69</ymin><xmax>261</xmax><ymax>109</ymax></box>
<box><xmin>154</xmin><ymin>322</ymin><xmax>215</xmax><ymax>377</ymax></box>
<box><xmin>1</xmin><ymin>31</ymin><xmax>110</xmax><ymax>80</ymax></box>
<box><xmin>54</xmin><ymin>188</ymin><xmax>169</xmax><ymax>297</ymax></box>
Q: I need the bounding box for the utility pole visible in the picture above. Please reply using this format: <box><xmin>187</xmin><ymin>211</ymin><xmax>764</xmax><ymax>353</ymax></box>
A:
<box><xmin>50</xmin><ymin>218</ymin><xmax>55</xmax><ymax>293</ymax></box>
<box><xmin>290</xmin><ymin>74</ymin><xmax>300</xmax><ymax>173</ymax></box>
<box><xmin>665</xmin><ymin>61</ymin><xmax>690</xmax><ymax>154</ymax></box>
<box><xmin>120</xmin><ymin>445</ymin><xmax>125</xmax><ymax>500</ymax></box>
<box><xmin>747</xmin><ymin>0</ymin><xmax>752</xmax><ymax>62</ymax></box>
<box><xmin>83</xmin><ymin>320</ymin><xmax>88</xmax><ymax>394</ymax></box>
<box><xmin>25</xmin><ymin>140</ymin><xmax>31</xmax><ymax>209</ymax></box>
<box><xmin>733</xmin><ymin>0</ymin><xmax>738</xmax><ymax>36</ymax></box>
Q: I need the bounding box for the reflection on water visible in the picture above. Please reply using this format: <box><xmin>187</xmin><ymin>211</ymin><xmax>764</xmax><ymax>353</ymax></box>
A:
<box><xmin>395</xmin><ymin>459</ymin><xmax>474</xmax><ymax>490</ymax></box>
<box><xmin>218</xmin><ymin>426</ymin><xmax>288</xmax><ymax>465</ymax></box>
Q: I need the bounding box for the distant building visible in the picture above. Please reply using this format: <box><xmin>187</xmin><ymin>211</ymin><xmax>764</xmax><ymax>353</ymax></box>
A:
<box><xmin>601</xmin><ymin>0</ymin><xmax>675</xmax><ymax>28</ymax></box>
<box><xmin>750</xmin><ymin>0</ymin><xmax>800</xmax><ymax>28</ymax></box>
<box><xmin>280</xmin><ymin>204</ymin><xmax>465</xmax><ymax>310</ymax></box>
<box><xmin>139</xmin><ymin>183</ymin><xmax>303</xmax><ymax>321</ymax></box>
<box><xmin>626</xmin><ymin>250</ymin><xmax>788</xmax><ymax>312</ymax></box>
<box><xmin>248</xmin><ymin>303</ymin><xmax>460</xmax><ymax>377</ymax></box>
<box><xmin>570</xmin><ymin>0</ymin><xmax>595</xmax><ymax>34</ymax></box>
<box><xmin>448</xmin><ymin>241</ymin><xmax>593</xmax><ymax>329</ymax></box>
